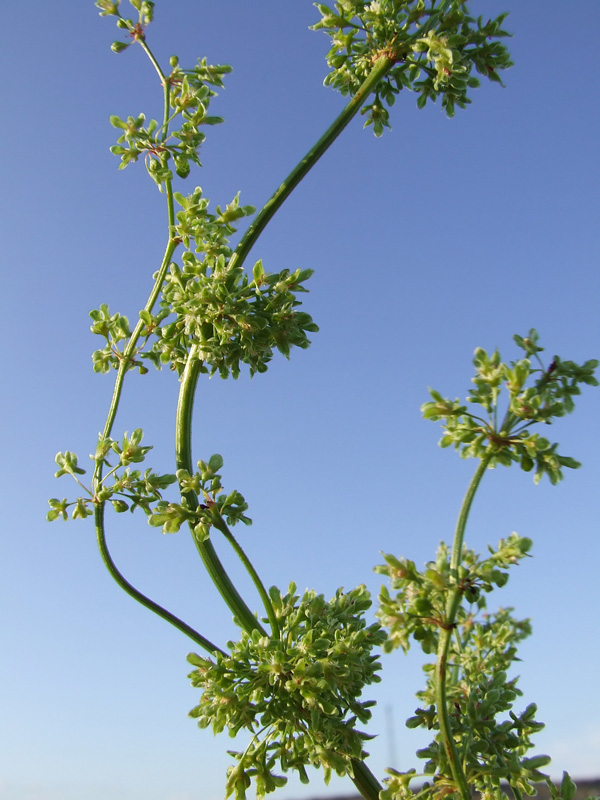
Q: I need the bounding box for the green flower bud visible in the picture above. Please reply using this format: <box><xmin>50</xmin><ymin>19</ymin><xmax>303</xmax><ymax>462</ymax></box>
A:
<box><xmin>111</xmin><ymin>40</ymin><xmax>130</xmax><ymax>53</ymax></box>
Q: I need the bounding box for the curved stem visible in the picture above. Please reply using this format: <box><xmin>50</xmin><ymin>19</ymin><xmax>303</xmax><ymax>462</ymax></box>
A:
<box><xmin>213</xmin><ymin>518</ymin><xmax>279</xmax><ymax>638</ymax></box>
<box><xmin>91</xmin><ymin>36</ymin><xmax>181</xmax><ymax>631</ymax></box>
<box><xmin>92</xmin><ymin>166</ymin><xmax>178</xmax><ymax>628</ymax></box>
<box><xmin>94</xmin><ymin>503</ymin><xmax>224</xmax><ymax>656</ymax></box>
<box><xmin>448</xmin><ymin>458</ymin><xmax>490</xmax><ymax>578</ymax></box>
<box><xmin>227</xmin><ymin>54</ymin><xmax>395</xmax><ymax>274</ymax></box>
<box><xmin>93</xmin><ymin>215</ymin><xmax>177</xmax><ymax>486</ymax></box>
<box><xmin>175</xmin><ymin>350</ymin><xmax>267</xmax><ymax>637</ymax></box>
<box><xmin>435</xmin><ymin>456</ymin><xmax>490</xmax><ymax>800</ymax></box>
<box><xmin>172</xmin><ymin>54</ymin><xmax>400</xmax><ymax>637</ymax></box>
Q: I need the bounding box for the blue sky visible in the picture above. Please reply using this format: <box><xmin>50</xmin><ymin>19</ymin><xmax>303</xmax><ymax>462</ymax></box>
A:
<box><xmin>1</xmin><ymin>2</ymin><xmax>599</xmax><ymax>800</ymax></box>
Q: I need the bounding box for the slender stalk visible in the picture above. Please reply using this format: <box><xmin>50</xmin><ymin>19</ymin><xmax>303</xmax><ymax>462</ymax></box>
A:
<box><xmin>227</xmin><ymin>0</ymin><xmax>452</xmax><ymax>274</ymax></box>
<box><xmin>175</xmin><ymin>350</ymin><xmax>267</xmax><ymax>637</ymax></box>
<box><xmin>169</xmin><ymin>53</ymin><xmax>405</xmax><ymax>792</ymax></box>
<box><xmin>92</xmin><ymin>199</ymin><xmax>178</xmax><ymax>626</ymax></box>
<box><xmin>173</xmin><ymin>52</ymin><xmax>402</xmax><ymax>635</ymax></box>
<box><xmin>213</xmin><ymin>518</ymin><xmax>280</xmax><ymax>638</ymax></box>
<box><xmin>92</xmin><ymin>27</ymin><xmax>183</xmax><ymax>635</ymax></box>
<box><xmin>92</xmin><ymin>208</ymin><xmax>178</xmax><ymax>629</ymax></box>
<box><xmin>93</xmin><ymin>22</ymin><xmax>177</xmax><ymax>475</ymax></box>
<box><xmin>136</xmin><ymin>38</ymin><xmax>170</xmax><ymax>139</ymax></box>
<box><xmin>94</xmin><ymin>503</ymin><xmax>224</xmax><ymax>656</ymax></box>
<box><xmin>435</xmin><ymin>457</ymin><xmax>490</xmax><ymax>800</ymax></box>
<box><xmin>93</xmin><ymin>232</ymin><xmax>176</xmax><ymax>482</ymax></box>
<box><xmin>449</xmin><ymin>458</ymin><xmax>490</xmax><ymax>578</ymax></box>
<box><xmin>227</xmin><ymin>54</ymin><xmax>395</xmax><ymax>275</ymax></box>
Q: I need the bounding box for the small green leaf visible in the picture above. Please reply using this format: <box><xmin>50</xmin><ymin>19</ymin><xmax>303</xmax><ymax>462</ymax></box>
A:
<box><xmin>522</xmin><ymin>754</ymin><xmax>551</xmax><ymax>771</ymax></box>
<box><xmin>252</xmin><ymin>260</ymin><xmax>265</xmax><ymax>284</ymax></box>
<box><xmin>208</xmin><ymin>454</ymin><xmax>224</xmax><ymax>472</ymax></box>
<box><xmin>560</xmin><ymin>772</ymin><xmax>577</xmax><ymax>800</ymax></box>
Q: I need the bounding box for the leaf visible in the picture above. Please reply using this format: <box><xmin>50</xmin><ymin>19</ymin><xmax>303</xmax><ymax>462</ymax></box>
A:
<box><xmin>208</xmin><ymin>453</ymin><xmax>224</xmax><ymax>472</ymax></box>
<box><xmin>522</xmin><ymin>754</ymin><xmax>551</xmax><ymax>770</ymax></box>
<box><xmin>186</xmin><ymin>651</ymin><xmax>209</xmax><ymax>667</ymax></box>
<box><xmin>560</xmin><ymin>772</ymin><xmax>577</xmax><ymax>800</ymax></box>
<box><xmin>252</xmin><ymin>260</ymin><xmax>265</xmax><ymax>284</ymax></box>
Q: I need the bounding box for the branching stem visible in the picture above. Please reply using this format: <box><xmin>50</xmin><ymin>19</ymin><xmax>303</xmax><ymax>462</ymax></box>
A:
<box><xmin>175</xmin><ymin>350</ymin><xmax>268</xmax><ymax>637</ymax></box>
<box><xmin>92</xmin><ymin>40</ymin><xmax>184</xmax><ymax>641</ymax></box>
<box><xmin>174</xmin><ymin>53</ymin><xmax>401</xmax><ymax>637</ymax></box>
<box><xmin>136</xmin><ymin>38</ymin><xmax>171</xmax><ymax>140</ymax></box>
<box><xmin>94</xmin><ymin>503</ymin><xmax>224</xmax><ymax>655</ymax></box>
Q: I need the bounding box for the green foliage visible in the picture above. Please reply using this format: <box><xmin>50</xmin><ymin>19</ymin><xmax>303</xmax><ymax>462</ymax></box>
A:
<box><xmin>90</xmin><ymin>303</ymin><xmax>132</xmax><ymax>373</ymax></box>
<box><xmin>108</xmin><ymin>55</ymin><xmax>229</xmax><ymax>188</ymax></box>
<box><xmin>51</xmin><ymin>7</ymin><xmax>597</xmax><ymax>800</ymax></box>
<box><xmin>98</xmin><ymin>0</ymin><xmax>230</xmax><ymax>189</ymax></box>
<box><xmin>187</xmin><ymin>583</ymin><xmax>386</xmax><ymax>799</ymax></box>
<box><xmin>422</xmin><ymin>329</ymin><xmax>598</xmax><ymax>483</ymax></box>
<box><xmin>47</xmin><ymin>430</ymin><xmax>176</xmax><ymax>521</ymax></box>
<box><xmin>313</xmin><ymin>0</ymin><xmax>513</xmax><ymax>131</ymax></box>
<box><xmin>374</xmin><ymin>331</ymin><xmax>596</xmax><ymax>800</ymax></box>
<box><xmin>149</xmin><ymin>454</ymin><xmax>251</xmax><ymax>538</ymax></box>
<box><xmin>377</xmin><ymin>533</ymin><xmax>532</xmax><ymax>655</ymax></box>
<box><xmin>377</xmin><ymin>536</ymin><xmax>549</xmax><ymax>797</ymax></box>
<box><xmin>136</xmin><ymin>187</ymin><xmax>319</xmax><ymax>378</ymax></box>
<box><xmin>151</xmin><ymin>254</ymin><xmax>318</xmax><ymax>378</ymax></box>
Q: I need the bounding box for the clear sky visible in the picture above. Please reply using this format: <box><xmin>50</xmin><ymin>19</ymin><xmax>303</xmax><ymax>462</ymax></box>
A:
<box><xmin>1</xmin><ymin>3</ymin><xmax>599</xmax><ymax>800</ymax></box>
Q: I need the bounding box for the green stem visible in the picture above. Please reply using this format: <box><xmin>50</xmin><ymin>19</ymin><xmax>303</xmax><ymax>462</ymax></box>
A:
<box><xmin>175</xmin><ymin>351</ymin><xmax>267</xmax><ymax>637</ymax></box>
<box><xmin>93</xmin><ymin>228</ymin><xmax>177</xmax><ymax>486</ymax></box>
<box><xmin>227</xmin><ymin>54</ymin><xmax>395</xmax><ymax>274</ymax></box>
<box><xmin>213</xmin><ymin>518</ymin><xmax>280</xmax><ymax>638</ymax></box>
<box><xmin>351</xmin><ymin>759</ymin><xmax>384</xmax><ymax>800</ymax></box>
<box><xmin>94</xmin><ymin>503</ymin><xmax>224</xmax><ymax>656</ymax></box>
<box><xmin>449</xmin><ymin>458</ymin><xmax>489</xmax><ymax>578</ymax></box>
<box><xmin>435</xmin><ymin>456</ymin><xmax>490</xmax><ymax>800</ymax></box>
<box><xmin>509</xmin><ymin>779</ymin><xmax>524</xmax><ymax>800</ymax></box>
<box><xmin>226</xmin><ymin>0</ymin><xmax>452</xmax><ymax>274</ymax></box>
<box><xmin>172</xmin><ymin>54</ymin><xmax>400</xmax><ymax>636</ymax></box>
<box><xmin>136</xmin><ymin>37</ymin><xmax>172</xmax><ymax>143</ymax></box>
<box><xmin>92</xmin><ymin>179</ymin><xmax>179</xmax><ymax>629</ymax></box>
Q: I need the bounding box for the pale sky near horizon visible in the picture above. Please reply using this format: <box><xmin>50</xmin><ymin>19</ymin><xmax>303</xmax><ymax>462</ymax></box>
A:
<box><xmin>1</xmin><ymin>3</ymin><xmax>599</xmax><ymax>800</ymax></box>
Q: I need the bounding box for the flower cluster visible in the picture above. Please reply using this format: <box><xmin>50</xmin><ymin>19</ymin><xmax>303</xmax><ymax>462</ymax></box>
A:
<box><xmin>187</xmin><ymin>583</ymin><xmax>386</xmax><ymax>799</ymax></box>
<box><xmin>312</xmin><ymin>0</ymin><xmax>513</xmax><ymax>130</ymax></box>
<box><xmin>149</xmin><ymin>210</ymin><xmax>318</xmax><ymax>378</ymax></box>
<box><xmin>99</xmin><ymin>0</ymin><xmax>230</xmax><ymax>187</ymax></box>
<box><xmin>47</xmin><ymin>429</ymin><xmax>176</xmax><ymax>521</ymax></box>
<box><xmin>377</xmin><ymin>535</ymin><xmax>554</xmax><ymax>799</ymax></box>
<box><xmin>421</xmin><ymin>329</ymin><xmax>598</xmax><ymax>483</ymax></box>
<box><xmin>377</xmin><ymin>533</ymin><xmax>532</xmax><ymax>655</ymax></box>
<box><xmin>148</xmin><ymin>453</ymin><xmax>251</xmax><ymax>539</ymax></box>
